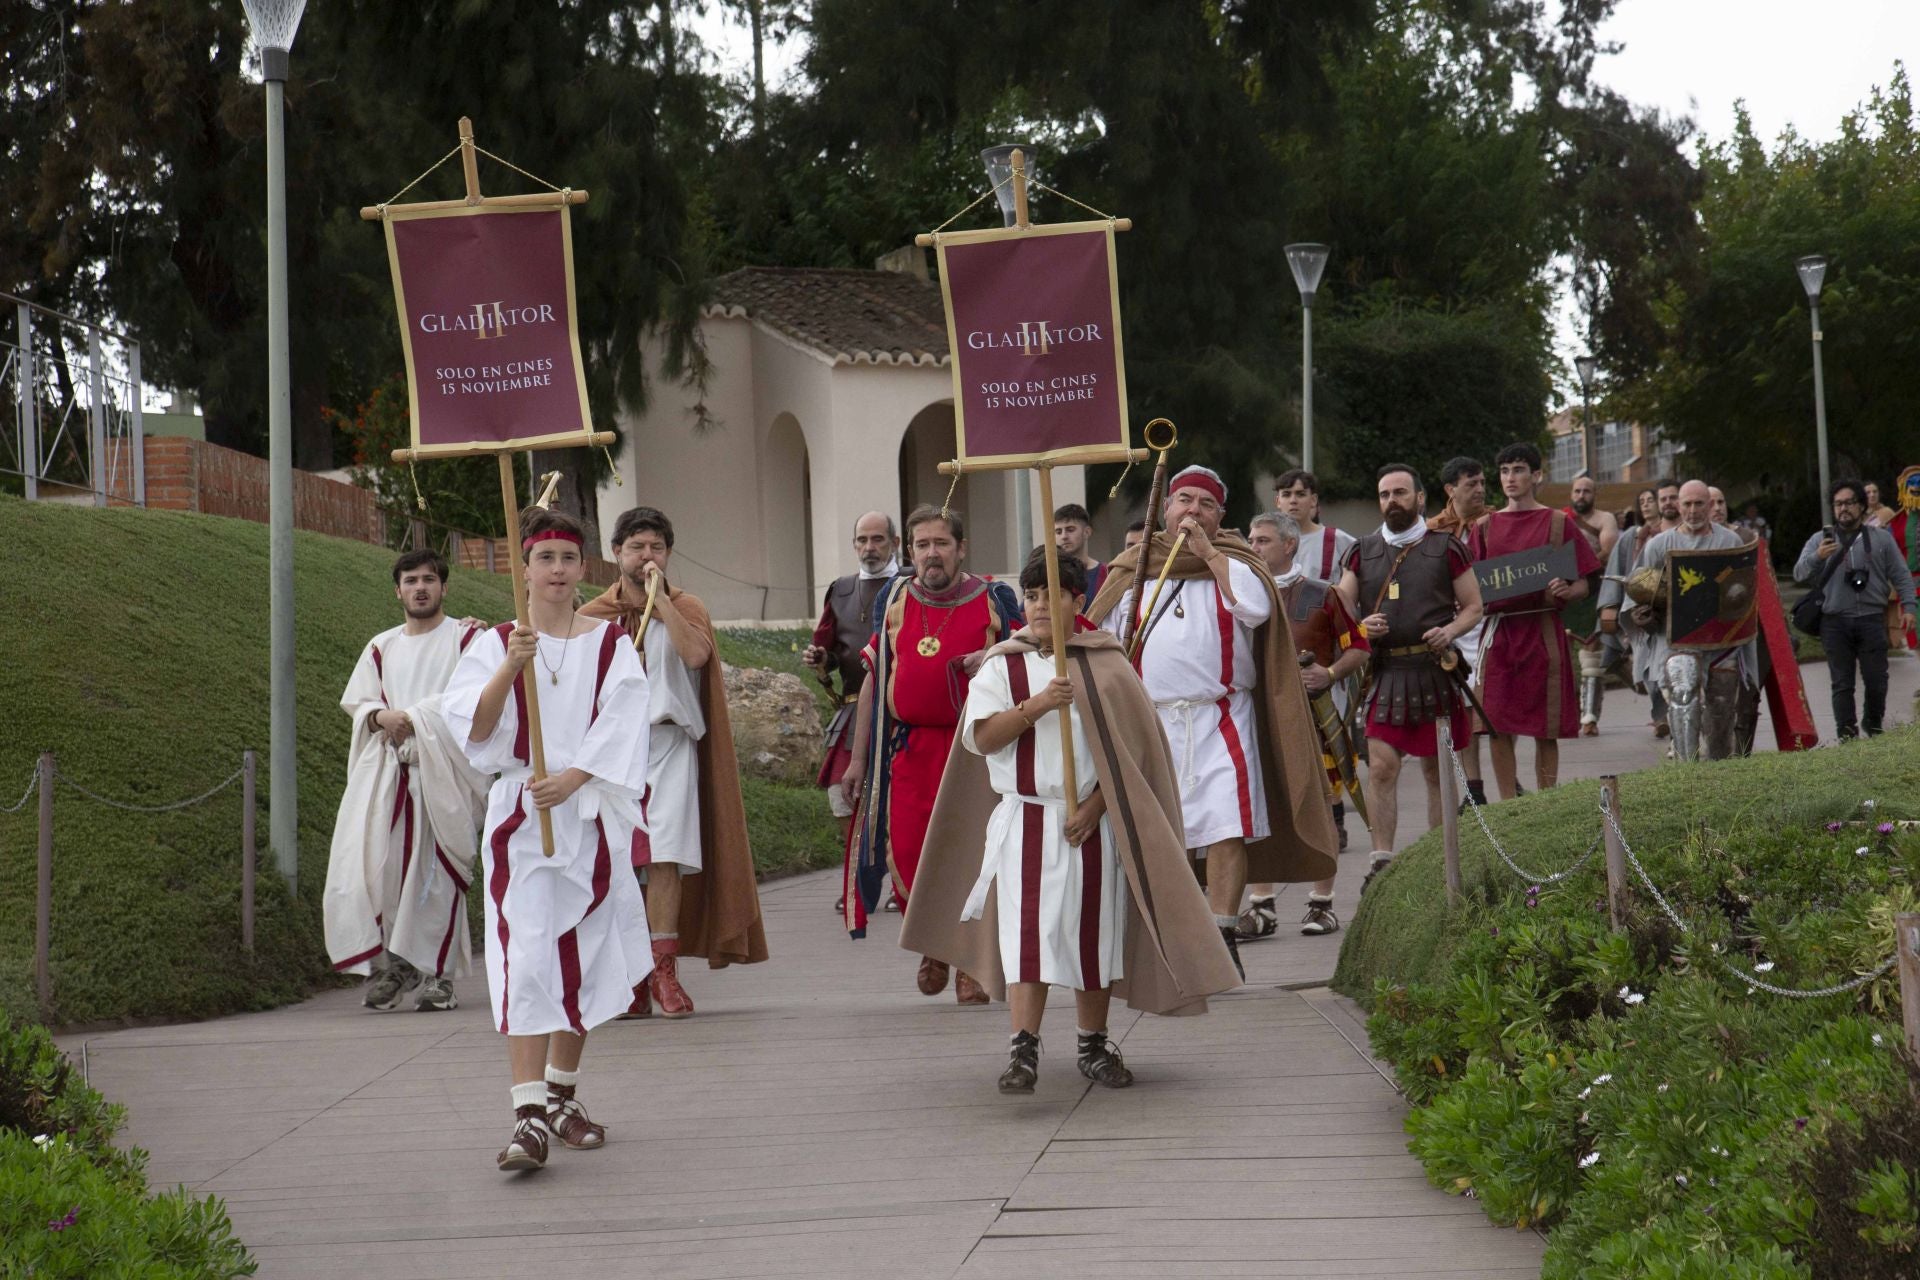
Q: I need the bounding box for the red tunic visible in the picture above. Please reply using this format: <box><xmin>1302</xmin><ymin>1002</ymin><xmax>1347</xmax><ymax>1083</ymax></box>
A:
<box><xmin>863</xmin><ymin>580</ymin><xmax>1015</xmax><ymax>897</ymax></box>
<box><xmin>1470</xmin><ymin>508</ymin><xmax>1602</xmax><ymax>739</ymax></box>
<box><xmin>1895</xmin><ymin>511</ymin><xmax>1918</xmax><ymax>650</ymax></box>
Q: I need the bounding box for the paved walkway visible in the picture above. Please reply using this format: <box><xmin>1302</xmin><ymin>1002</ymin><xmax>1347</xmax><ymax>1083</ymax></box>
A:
<box><xmin>64</xmin><ymin>655</ymin><xmax>1914</xmax><ymax>1278</ymax></box>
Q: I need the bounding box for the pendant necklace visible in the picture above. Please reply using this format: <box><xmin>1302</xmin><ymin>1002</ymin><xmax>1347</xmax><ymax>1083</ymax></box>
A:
<box><xmin>916</xmin><ymin>594</ymin><xmax>960</xmax><ymax>657</ymax></box>
<box><xmin>536</xmin><ymin>611</ymin><xmax>577</xmax><ymax>685</ymax></box>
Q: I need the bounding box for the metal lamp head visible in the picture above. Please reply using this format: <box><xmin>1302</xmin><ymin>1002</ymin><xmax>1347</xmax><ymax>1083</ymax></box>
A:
<box><xmin>980</xmin><ymin>144</ymin><xmax>1034</xmax><ymax>229</ymax></box>
<box><xmin>1284</xmin><ymin>243</ymin><xmax>1330</xmax><ymax>304</ymax></box>
<box><xmin>1574</xmin><ymin>355</ymin><xmax>1598</xmax><ymax>394</ymax></box>
<box><xmin>241</xmin><ymin>0</ymin><xmax>308</xmax><ymax>81</ymax></box>
<box><xmin>1796</xmin><ymin>255</ymin><xmax>1827</xmax><ymax>301</ymax></box>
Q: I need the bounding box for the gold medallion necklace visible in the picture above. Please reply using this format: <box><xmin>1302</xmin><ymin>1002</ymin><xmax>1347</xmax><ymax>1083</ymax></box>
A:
<box><xmin>915</xmin><ymin>591</ymin><xmax>961</xmax><ymax>657</ymax></box>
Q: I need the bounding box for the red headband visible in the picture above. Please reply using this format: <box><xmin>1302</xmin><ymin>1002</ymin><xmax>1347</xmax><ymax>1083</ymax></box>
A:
<box><xmin>522</xmin><ymin>529</ymin><xmax>584</xmax><ymax>552</ymax></box>
<box><xmin>1168</xmin><ymin>466</ymin><xmax>1226</xmax><ymax>507</ymax></box>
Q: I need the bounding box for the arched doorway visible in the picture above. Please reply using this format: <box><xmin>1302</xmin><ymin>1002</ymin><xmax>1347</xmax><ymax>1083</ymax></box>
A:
<box><xmin>761</xmin><ymin>412</ymin><xmax>813</xmax><ymax>618</ymax></box>
<box><xmin>896</xmin><ymin>401</ymin><xmax>1014</xmax><ymax>571</ymax></box>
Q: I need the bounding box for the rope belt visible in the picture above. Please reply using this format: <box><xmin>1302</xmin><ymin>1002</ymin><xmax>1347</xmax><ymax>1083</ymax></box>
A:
<box><xmin>1153</xmin><ymin>690</ymin><xmax>1249</xmax><ymax>787</ymax></box>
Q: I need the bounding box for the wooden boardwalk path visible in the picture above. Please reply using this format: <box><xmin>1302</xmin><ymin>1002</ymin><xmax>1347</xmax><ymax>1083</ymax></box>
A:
<box><xmin>65</xmin><ymin>661</ymin><xmax>1915</xmax><ymax>1278</ymax></box>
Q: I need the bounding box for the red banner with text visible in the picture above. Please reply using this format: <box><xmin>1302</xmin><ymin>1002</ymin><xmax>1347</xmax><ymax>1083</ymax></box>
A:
<box><xmin>935</xmin><ymin>222</ymin><xmax>1131</xmax><ymax>467</ymax></box>
<box><xmin>383</xmin><ymin>206</ymin><xmax>594</xmax><ymax>456</ymax></box>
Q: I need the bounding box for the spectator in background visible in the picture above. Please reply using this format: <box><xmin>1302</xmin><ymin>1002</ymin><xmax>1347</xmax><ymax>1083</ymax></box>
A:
<box><xmin>1053</xmin><ymin>503</ymin><xmax>1109</xmax><ymax>599</ymax></box>
<box><xmin>1864</xmin><ymin>481</ymin><xmax>1897</xmax><ymax>528</ymax></box>
<box><xmin>1736</xmin><ymin>501</ymin><xmax>1771</xmax><ymax>543</ymax></box>
<box><xmin>1123</xmin><ymin>519</ymin><xmax>1148</xmax><ymax>552</ymax></box>
<box><xmin>1793</xmin><ymin>480</ymin><xmax>1917</xmax><ymax>739</ymax></box>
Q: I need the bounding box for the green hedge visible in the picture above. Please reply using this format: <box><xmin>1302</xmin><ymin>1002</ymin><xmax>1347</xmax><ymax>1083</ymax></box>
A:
<box><xmin>0</xmin><ymin>497</ymin><xmax>840</xmax><ymax>1026</ymax></box>
<box><xmin>1336</xmin><ymin>728</ymin><xmax>1920</xmax><ymax>1276</ymax></box>
<box><xmin>0</xmin><ymin>1018</ymin><xmax>254</xmax><ymax>1276</ymax></box>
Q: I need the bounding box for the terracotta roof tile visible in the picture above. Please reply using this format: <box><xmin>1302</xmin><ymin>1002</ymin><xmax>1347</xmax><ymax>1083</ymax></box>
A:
<box><xmin>703</xmin><ymin>266</ymin><xmax>950</xmax><ymax>366</ymax></box>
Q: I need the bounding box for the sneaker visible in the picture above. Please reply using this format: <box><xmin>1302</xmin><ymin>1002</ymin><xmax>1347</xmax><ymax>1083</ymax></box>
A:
<box><xmin>497</xmin><ymin>1105</ymin><xmax>550</xmax><ymax>1172</ymax></box>
<box><xmin>1299</xmin><ymin>897</ymin><xmax>1340</xmax><ymax>936</ymax></box>
<box><xmin>1076</xmin><ymin>1031</ymin><xmax>1134</xmax><ymax>1088</ymax></box>
<box><xmin>999</xmin><ymin>1031</ymin><xmax>1041</xmax><ymax>1093</ymax></box>
<box><xmin>1219</xmin><ymin>925</ymin><xmax>1245</xmax><ymax>981</ymax></box>
<box><xmin>1234</xmin><ymin>896</ymin><xmax>1278</xmax><ymax>941</ymax></box>
<box><xmin>362</xmin><ymin>958</ymin><xmax>421</xmax><ymax>1011</ymax></box>
<box><xmin>413</xmin><ymin>976</ymin><xmax>457</xmax><ymax>1011</ymax></box>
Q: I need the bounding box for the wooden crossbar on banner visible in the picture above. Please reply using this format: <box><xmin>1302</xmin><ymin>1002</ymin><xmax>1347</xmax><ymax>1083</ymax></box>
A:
<box><xmin>366</xmin><ymin>117</ymin><xmax>606</xmax><ymax>857</ymax></box>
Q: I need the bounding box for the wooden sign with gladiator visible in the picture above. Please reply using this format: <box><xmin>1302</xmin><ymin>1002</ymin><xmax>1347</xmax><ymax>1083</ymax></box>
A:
<box><xmin>362</xmin><ymin>116</ymin><xmax>612</xmax><ymax>855</ymax></box>
<box><xmin>915</xmin><ymin>151</ymin><xmax>1147</xmax><ymax>818</ymax></box>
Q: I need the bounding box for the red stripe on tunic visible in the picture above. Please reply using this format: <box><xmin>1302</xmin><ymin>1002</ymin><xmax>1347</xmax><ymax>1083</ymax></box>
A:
<box><xmin>1215</xmin><ymin>589</ymin><xmax>1255</xmax><ymax>834</ymax></box>
<box><xmin>556</xmin><ymin>819</ymin><xmax>616</xmax><ymax>1035</ymax></box>
<box><xmin>1079</xmin><ymin>826</ymin><xmax>1103</xmax><ymax>989</ymax></box>
<box><xmin>1019</xmin><ymin>802</ymin><xmax>1044</xmax><ymax>984</ymax></box>
<box><xmin>458</xmin><ymin>625</ymin><xmax>479</xmax><ymax>652</ymax></box>
<box><xmin>489</xmin><ymin>793</ymin><xmax>528</xmax><ymax>1033</ymax></box>
<box><xmin>393</xmin><ymin>764</ymin><xmax>414</xmax><ymax>891</ymax></box>
<box><xmin>370</xmin><ymin>643</ymin><xmax>385</xmax><ymax>686</ymax></box>
<box><xmin>589</xmin><ymin>623</ymin><xmax>622</xmax><ymax>726</ymax></box>
<box><xmin>332</xmin><ymin>943</ymin><xmax>383</xmax><ymax>972</ymax></box>
<box><xmin>630</xmin><ymin>786</ymin><xmax>653</xmax><ymax>867</ymax></box>
<box><xmin>432</xmin><ymin>844</ymin><xmax>463</xmax><ymax>977</ymax></box>
<box><xmin>1319</xmin><ymin>529</ymin><xmax>1337</xmax><ymax>580</ymax></box>
<box><xmin>1006</xmin><ymin>656</ymin><xmax>1037</xmax><ymax>797</ymax></box>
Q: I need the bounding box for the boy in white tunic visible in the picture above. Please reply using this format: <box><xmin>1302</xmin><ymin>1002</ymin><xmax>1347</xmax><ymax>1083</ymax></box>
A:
<box><xmin>960</xmin><ymin>556</ymin><xmax>1130</xmax><ymax>1092</ymax></box>
<box><xmin>444</xmin><ymin>507</ymin><xmax>655</xmax><ymax>1173</ymax></box>
<box><xmin>324</xmin><ymin>550</ymin><xmax>490</xmax><ymax>1012</ymax></box>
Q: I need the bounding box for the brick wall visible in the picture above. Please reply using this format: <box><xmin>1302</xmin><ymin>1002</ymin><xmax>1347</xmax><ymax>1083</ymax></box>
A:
<box><xmin>144</xmin><ymin>436</ymin><xmax>384</xmax><ymax>543</ymax></box>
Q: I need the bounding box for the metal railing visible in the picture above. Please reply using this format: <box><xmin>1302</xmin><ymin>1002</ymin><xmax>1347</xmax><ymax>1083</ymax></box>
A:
<box><xmin>3</xmin><ymin>292</ymin><xmax>146</xmax><ymax>508</ymax></box>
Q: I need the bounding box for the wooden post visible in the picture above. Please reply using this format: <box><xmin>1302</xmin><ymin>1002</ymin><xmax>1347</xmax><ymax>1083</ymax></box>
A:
<box><xmin>1010</xmin><ymin>148</ymin><xmax>1031</xmax><ymax>230</ymax></box>
<box><xmin>1436</xmin><ymin>723</ymin><xmax>1461</xmax><ymax>907</ymax></box>
<box><xmin>1035</xmin><ymin>465</ymin><xmax>1077</xmax><ymax>823</ymax></box>
<box><xmin>242</xmin><ymin>750</ymin><xmax>257</xmax><ymax>955</ymax></box>
<box><xmin>1601</xmin><ymin>775</ymin><xmax>1627</xmax><ymax>931</ymax></box>
<box><xmin>1896</xmin><ymin>913</ymin><xmax>1920</xmax><ymax>1060</ymax></box>
<box><xmin>459</xmin><ymin>116</ymin><xmax>483</xmax><ymax>204</ymax></box>
<box><xmin>35</xmin><ymin>752</ymin><xmax>54</xmax><ymax>1017</ymax></box>
<box><xmin>499</xmin><ymin>454</ymin><xmax>557</xmax><ymax>855</ymax></box>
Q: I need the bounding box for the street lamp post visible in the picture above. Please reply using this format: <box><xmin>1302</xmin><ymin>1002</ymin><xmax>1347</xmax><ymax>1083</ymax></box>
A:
<box><xmin>1796</xmin><ymin>255</ymin><xmax>1831</xmax><ymax>515</ymax></box>
<box><xmin>242</xmin><ymin>0</ymin><xmax>307</xmax><ymax>894</ymax></box>
<box><xmin>982</xmin><ymin>144</ymin><xmax>1035</xmax><ymax>563</ymax></box>
<box><xmin>1574</xmin><ymin>354</ymin><xmax>1599</xmax><ymax>480</ymax></box>
<box><xmin>1284</xmin><ymin>244</ymin><xmax>1330</xmax><ymax>473</ymax></box>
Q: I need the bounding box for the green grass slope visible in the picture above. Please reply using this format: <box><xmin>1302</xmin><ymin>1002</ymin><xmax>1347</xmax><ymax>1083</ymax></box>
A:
<box><xmin>0</xmin><ymin>496</ymin><xmax>839</xmax><ymax>1026</ymax></box>
<box><xmin>1332</xmin><ymin>728</ymin><xmax>1920</xmax><ymax>999</ymax></box>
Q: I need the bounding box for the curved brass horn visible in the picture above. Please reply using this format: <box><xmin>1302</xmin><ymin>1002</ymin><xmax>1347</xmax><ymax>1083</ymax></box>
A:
<box><xmin>1142</xmin><ymin>417</ymin><xmax>1177</xmax><ymax>453</ymax></box>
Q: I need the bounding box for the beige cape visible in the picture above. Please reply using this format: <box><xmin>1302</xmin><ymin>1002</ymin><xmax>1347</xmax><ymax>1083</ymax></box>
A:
<box><xmin>1086</xmin><ymin>530</ymin><xmax>1339</xmax><ymax>884</ymax></box>
<box><xmin>900</xmin><ymin>629</ymin><xmax>1241</xmax><ymax>1015</ymax></box>
<box><xmin>581</xmin><ymin>579</ymin><xmax>769</xmax><ymax>968</ymax></box>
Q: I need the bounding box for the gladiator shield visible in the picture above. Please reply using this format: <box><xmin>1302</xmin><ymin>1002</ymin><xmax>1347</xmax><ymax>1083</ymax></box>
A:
<box><xmin>1301</xmin><ymin>658</ymin><xmax>1369</xmax><ymax>829</ymax></box>
<box><xmin>1665</xmin><ymin>543</ymin><xmax>1760</xmax><ymax>651</ymax></box>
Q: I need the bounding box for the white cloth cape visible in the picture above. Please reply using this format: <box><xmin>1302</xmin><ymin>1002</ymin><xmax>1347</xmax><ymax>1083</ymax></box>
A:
<box><xmin>637</xmin><ymin>618</ymin><xmax>705</xmax><ymax>872</ymax></box>
<box><xmin>323</xmin><ymin>619</ymin><xmax>490</xmax><ymax>978</ymax></box>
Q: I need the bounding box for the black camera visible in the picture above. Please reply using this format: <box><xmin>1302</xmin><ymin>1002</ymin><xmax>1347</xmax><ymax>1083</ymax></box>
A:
<box><xmin>1847</xmin><ymin>567</ymin><xmax>1870</xmax><ymax>592</ymax></box>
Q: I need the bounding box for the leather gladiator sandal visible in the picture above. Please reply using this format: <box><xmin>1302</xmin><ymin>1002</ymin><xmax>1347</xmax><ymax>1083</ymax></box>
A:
<box><xmin>497</xmin><ymin>1105</ymin><xmax>551</xmax><ymax>1172</ymax></box>
<box><xmin>999</xmin><ymin>1031</ymin><xmax>1041</xmax><ymax>1093</ymax></box>
<box><xmin>1076</xmin><ymin>1031</ymin><xmax>1134</xmax><ymax>1088</ymax></box>
<box><xmin>1235</xmin><ymin>895</ymin><xmax>1279</xmax><ymax>941</ymax></box>
<box><xmin>616</xmin><ymin>979</ymin><xmax>651</xmax><ymax>1020</ymax></box>
<box><xmin>545</xmin><ymin>1083</ymin><xmax>606</xmax><ymax>1151</ymax></box>
<box><xmin>649</xmin><ymin>937</ymin><xmax>694</xmax><ymax>1019</ymax></box>
<box><xmin>917</xmin><ymin>955</ymin><xmax>951</xmax><ymax>996</ymax></box>
<box><xmin>954</xmin><ymin>970</ymin><xmax>990</xmax><ymax>1005</ymax></box>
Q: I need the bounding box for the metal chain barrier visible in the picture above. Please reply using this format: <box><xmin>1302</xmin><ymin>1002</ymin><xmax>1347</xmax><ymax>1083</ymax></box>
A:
<box><xmin>1</xmin><ymin>771</ymin><xmax>37</xmax><ymax>814</ymax></box>
<box><xmin>53</xmin><ymin>766</ymin><xmax>245</xmax><ymax>813</ymax></box>
<box><xmin>1597</xmin><ymin>796</ymin><xmax>1897</xmax><ymax>999</ymax></box>
<box><xmin>1445</xmin><ymin>738</ymin><xmax>1604</xmax><ymax>885</ymax></box>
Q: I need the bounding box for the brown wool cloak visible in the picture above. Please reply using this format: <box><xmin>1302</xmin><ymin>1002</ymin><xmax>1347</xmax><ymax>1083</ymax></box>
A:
<box><xmin>581</xmin><ymin>579</ymin><xmax>769</xmax><ymax>967</ymax></box>
<box><xmin>900</xmin><ymin>629</ymin><xmax>1242</xmax><ymax>1015</ymax></box>
<box><xmin>1085</xmin><ymin>531</ymin><xmax>1338</xmax><ymax>885</ymax></box>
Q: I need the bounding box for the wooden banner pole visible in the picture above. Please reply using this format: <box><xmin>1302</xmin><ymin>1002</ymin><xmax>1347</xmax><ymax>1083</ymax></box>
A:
<box><xmin>499</xmin><ymin>455</ymin><xmax>557</xmax><ymax>856</ymax></box>
<box><xmin>1011</xmin><ymin>149</ymin><xmax>1031</xmax><ymax>230</ymax></box>
<box><xmin>1897</xmin><ymin>913</ymin><xmax>1920</xmax><ymax>1060</ymax></box>
<box><xmin>1035</xmin><ymin>465</ymin><xmax>1078</xmax><ymax>824</ymax></box>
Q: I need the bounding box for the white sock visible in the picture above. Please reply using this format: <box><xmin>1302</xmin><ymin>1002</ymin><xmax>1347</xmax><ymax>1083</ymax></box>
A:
<box><xmin>1076</xmin><ymin>1027</ymin><xmax>1105</xmax><ymax>1040</ymax></box>
<box><xmin>544</xmin><ymin>1065</ymin><xmax>578</xmax><ymax>1090</ymax></box>
<box><xmin>1214</xmin><ymin>913</ymin><xmax>1240</xmax><ymax>930</ymax></box>
<box><xmin>510</xmin><ymin>1081</ymin><xmax>547</xmax><ymax>1111</ymax></box>
<box><xmin>1307</xmin><ymin>892</ymin><xmax>1334</xmax><ymax>905</ymax></box>
<box><xmin>1370</xmin><ymin>851</ymin><xmax>1394</xmax><ymax>870</ymax></box>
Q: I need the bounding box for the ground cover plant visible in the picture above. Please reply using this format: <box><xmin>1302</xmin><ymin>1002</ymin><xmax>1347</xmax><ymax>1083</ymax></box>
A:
<box><xmin>0</xmin><ymin>497</ymin><xmax>841</xmax><ymax>1026</ymax></box>
<box><xmin>0</xmin><ymin>1016</ymin><xmax>255</xmax><ymax>1276</ymax></box>
<box><xmin>1334</xmin><ymin>726</ymin><xmax>1920</xmax><ymax>1277</ymax></box>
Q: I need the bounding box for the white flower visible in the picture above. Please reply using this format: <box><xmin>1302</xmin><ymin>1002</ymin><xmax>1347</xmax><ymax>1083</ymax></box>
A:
<box><xmin>1864</xmin><ymin>799</ymin><xmax>1877</xmax><ymax>810</ymax></box>
<box><xmin>32</xmin><ymin>1134</ymin><xmax>51</xmax><ymax>1149</ymax></box>
<box><xmin>1711</xmin><ymin>1146</ymin><xmax>1729</xmax><ymax>1157</ymax></box>
<box><xmin>1674</xmin><ymin>1174</ymin><xmax>1689</xmax><ymax>1187</ymax></box>
<box><xmin>1872</xmin><ymin>1034</ymin><xmax>1885</xmax><ymax>1047</ymax></box>
<box><xmin>1856</xmin><ymin>846</ymin><xmax>1871</xmax><ymax>857</ymax></box>
<box><xmin>1658</xmin><ymin>1083</ymin><xmax>1670</xmax><ymax>1093</ymax></box>
<box><xmin>1617</xmin><ymin>985</ymin><xmax>1631</xmax><ymax>997</ymax></box>
<box><xmin>1579</xmin><ymin>1086</ymin><xmax>1592</xmax><ymax>1099</ymax></box>
<box><xmin>1593</xmin><ymin>1073</ymin><xmax>1613</xmax><ymax>1085</ymax></box>
<box><xmin>1748</xmin><ymin>986</ymin><xmax>1757</xmax><ymax>995</ymax></box>
<box><xmin>1625</xmin><ymin>992</ymin><xmax>1646</xmax><ymax>1006</ymax></box>
<box><xmin>1579</xmin><ymin>1152</ymin><xmax>1601</xmax><ymax>1169</ymax></box>
<box><xmin>1754</xmin><ymin>961</ymin><xmax>1776</xmax><ymax>973</ymax></box>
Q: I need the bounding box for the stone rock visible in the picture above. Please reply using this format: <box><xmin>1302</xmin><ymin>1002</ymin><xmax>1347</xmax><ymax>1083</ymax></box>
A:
<box><xmin>722</xmin><ymin>662</ymin><xmax>825</xmax><ymax>786</ymax></box>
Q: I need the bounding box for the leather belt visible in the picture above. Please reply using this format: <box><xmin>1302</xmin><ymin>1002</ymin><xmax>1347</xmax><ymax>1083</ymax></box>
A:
<box><xmin>1381</xmin><ymin>643</ymin><xmax>1439</xmax><ymax>659</ymax></box>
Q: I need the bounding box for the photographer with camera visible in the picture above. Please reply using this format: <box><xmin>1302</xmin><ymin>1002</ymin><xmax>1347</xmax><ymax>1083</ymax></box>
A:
<box><xmin>1793</xmin><ymin>479</ymin><xmax>1916</xmax><ymax>739</ymax></box>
